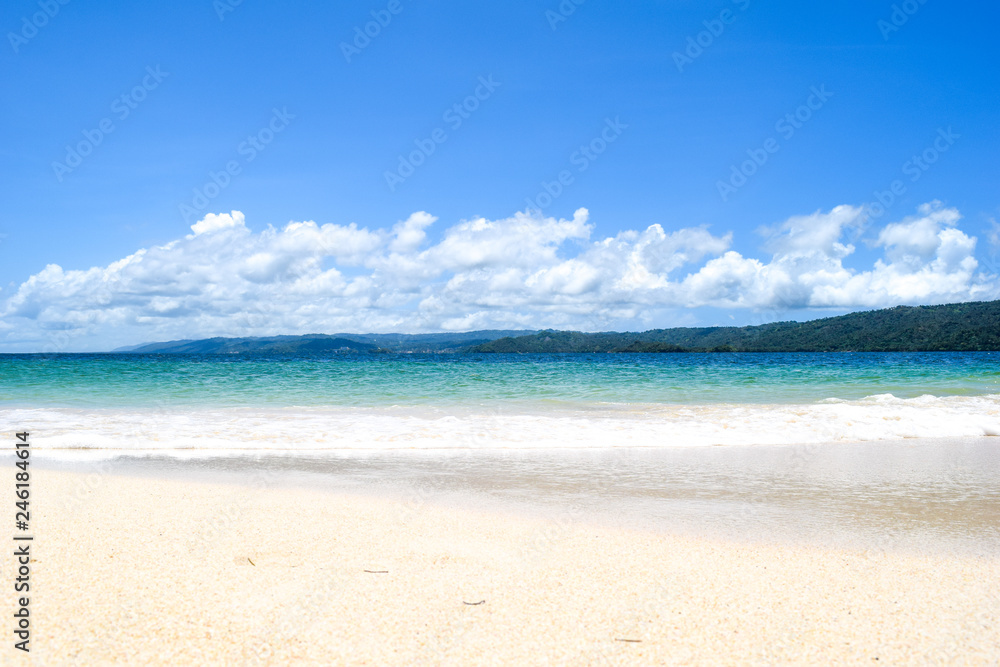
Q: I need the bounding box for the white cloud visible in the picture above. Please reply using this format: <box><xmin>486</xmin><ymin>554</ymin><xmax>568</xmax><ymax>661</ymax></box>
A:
<box><xmin>2</xmin><ymin>203</ymin><xmax>997</xmax><ymax>351</ymax></box>
<box><xmin>188</xmin><ymin>210</ymin><xmax>245</xmax><ymax>237</ymax></box>
<box><xmin>677</xmin><ymin>202</ymin><xmax>992</xmax><ymax>310</ymax></box>
<box><xmin>390</xmin><ymin>211</ymin><xmax>435</xmax><ymax>254</ymax></box>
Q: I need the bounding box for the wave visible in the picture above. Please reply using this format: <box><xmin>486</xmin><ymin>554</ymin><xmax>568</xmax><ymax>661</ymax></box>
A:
<box><xmin>5</xmin><ymin>393</ymin><xmax>999</xmax><ymax>459</ymax></box>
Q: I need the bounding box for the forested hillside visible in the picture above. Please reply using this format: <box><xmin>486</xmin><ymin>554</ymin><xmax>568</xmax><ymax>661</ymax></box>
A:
<box><xmin>468</xmin><ymin>301</ymin><xmax>1000</xmax><ymax>353</ymax></box>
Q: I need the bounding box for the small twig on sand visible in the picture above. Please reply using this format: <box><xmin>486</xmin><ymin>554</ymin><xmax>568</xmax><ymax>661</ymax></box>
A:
<box><xmin>463</xmin><ymin>600</ymin><xmax>486</xmax><ymax>606</ymax></box>
<box><xmin>615</xmin><ymin>638</ymin><xmax>641</xmax><ymax>643</ymax></box>
<box><xmin>248</xmin><ymin>558</ymin><xmax>255</xmax><ymax>566</ymax></box>
<box><xmin>364</xmin><ymin>569</ymin><xmax>389</xmax><ymax>574</ymax></box>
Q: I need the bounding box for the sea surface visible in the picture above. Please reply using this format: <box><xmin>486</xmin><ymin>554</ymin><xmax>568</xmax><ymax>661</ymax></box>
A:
<box><xmin>1</xmin><ymin>351</ymin><xmax>998</xmax><ymax>456</ymax></box>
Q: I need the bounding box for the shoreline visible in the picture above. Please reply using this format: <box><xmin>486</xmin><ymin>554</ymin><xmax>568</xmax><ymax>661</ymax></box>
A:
<box><xmin>14</xmin><ymin>466</ymin><xmax>1000</xmax><ymax>664</ymax></box>
<box><xmin>28</xmin><ymin>436</ymin><xmax>1000</xmax><ymax>556</ymax></box>
<box><xmin>7</xmin><ymin>388</ymin><xmax>1000</xmax><ymax>452</ymax></box>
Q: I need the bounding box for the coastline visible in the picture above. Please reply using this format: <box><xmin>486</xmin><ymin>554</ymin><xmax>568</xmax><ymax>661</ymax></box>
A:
<box><xmin>30</xmin><ymin>436</ymin><xmax>1000</xmax><ymax>555</ymax></box>
<box><xmin>15</xmin><ymin>461</ymin><xmax>1000</xmax><ymax>664</ymax></box>
<box><xmin>10</xmin><ymin>389</ymin><xmax>1000</xmax><ymax>455</ymax></box>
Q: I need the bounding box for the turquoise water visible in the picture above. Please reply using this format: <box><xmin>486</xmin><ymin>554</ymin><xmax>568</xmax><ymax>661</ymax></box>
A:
<box><xmin>1</xmin><ymin>352</ymin><xmax>997</xmax><ymax>409</ymax></box>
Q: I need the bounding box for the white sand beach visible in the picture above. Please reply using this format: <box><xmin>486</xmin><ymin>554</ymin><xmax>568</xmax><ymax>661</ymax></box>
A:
<box><xmin>11</xmin><ymin>466</ymin><xmax>999</xmax><ymax>665</ymax></box>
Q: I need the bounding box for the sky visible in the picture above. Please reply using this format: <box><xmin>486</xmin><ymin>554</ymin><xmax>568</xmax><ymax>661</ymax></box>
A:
<box><xmin>1</xmin><ymin>0</ymin><xmax>999</xmax><ymax>351</ymax></box>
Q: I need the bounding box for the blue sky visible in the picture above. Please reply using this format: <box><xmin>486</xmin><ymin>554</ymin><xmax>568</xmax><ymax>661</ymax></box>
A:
<box><xmin>1</xmin><ymin>0</ymin><xmax>999</xmax><ymax>351</ymax></box>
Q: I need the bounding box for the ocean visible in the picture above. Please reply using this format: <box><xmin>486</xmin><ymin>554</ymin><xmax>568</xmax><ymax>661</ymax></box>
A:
<box><xmin>1</xmin><ymin>351</ymin><xmax>998</xmax><ymax>457</ymax></box>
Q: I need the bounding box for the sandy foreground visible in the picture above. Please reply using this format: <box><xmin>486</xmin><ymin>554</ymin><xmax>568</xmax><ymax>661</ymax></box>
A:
<box><xmin>6</xmin><ymin>467</ymin><xmax>999</xmax><ymax>665</ymax></box>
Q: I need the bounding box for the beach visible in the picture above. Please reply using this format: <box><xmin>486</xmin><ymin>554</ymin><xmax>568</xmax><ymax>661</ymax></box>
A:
<box><xmin>12</xmin><ymin>452</ymin><xmax>1000</xmax><ymax>665</ymax></box>
<box><xmin>4</xmin><ymin>352</ymin><xmax>1000</xmax><ymax>663</ymax></box>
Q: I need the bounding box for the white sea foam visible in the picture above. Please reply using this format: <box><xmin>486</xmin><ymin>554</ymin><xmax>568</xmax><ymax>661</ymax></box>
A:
<box><xmin>5</xmin><ymin>392</ymin><xmax>999</xmax><ymax>460</ymax></box>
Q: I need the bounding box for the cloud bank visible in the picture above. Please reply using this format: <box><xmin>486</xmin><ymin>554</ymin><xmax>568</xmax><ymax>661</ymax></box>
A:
<box><xmin>2</xmin><ymin>202</ymin><xmax>997</xmax><ymax>351</ymax></box>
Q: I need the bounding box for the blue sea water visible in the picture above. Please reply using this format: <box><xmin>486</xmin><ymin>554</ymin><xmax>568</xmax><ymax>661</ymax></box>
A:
<box><xmin>1</xmin><ymin>351</ymin><xmax>997</xmax><ymax>409</ymax></box>
<box><xmin>1</xmin><ymin>352</ymin><xmax>998</xmax><ymax>454</ymax></box>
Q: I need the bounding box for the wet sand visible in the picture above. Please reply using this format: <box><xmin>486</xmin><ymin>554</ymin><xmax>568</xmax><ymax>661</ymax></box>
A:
<box><xmin>38</xmin><ymin>436</ymin><xmax>1000</xmax><ymax>554</ymax></box>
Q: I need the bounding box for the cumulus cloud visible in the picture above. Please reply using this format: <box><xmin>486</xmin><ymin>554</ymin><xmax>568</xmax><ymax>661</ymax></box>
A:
<box><xmin>678</xmin><ymin>202</ymin><xmax>991</xmax><ymax>309</ymax></box>
<box><xmin>188</xmin><ymin>210</ymin><xmax>245</xmax><ymax>237</ymax></box>
<box><xmin>2</xmin><ymin>203</ymin><xmax>997</xmax><ymax>351</ymax></box>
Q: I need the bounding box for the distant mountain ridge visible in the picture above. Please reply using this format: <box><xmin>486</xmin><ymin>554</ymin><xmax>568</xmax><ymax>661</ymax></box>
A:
<box><xmin>116</xmin><ymin>300</ymin><xmax>1000</xmax><ymax>354</ymax></box>
<box><xmin>121</xmin><ymin>331</ymin><xmax>535</xmax><ymax>354</ymax></box>
<box><xmin>470</xmin><ymin>301</ymin><xmax>1000</xmax><ymax>353</ymax></box>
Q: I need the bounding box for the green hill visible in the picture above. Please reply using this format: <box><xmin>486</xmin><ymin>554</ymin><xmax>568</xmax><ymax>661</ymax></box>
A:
<box><xmin>468</xmin><ymin>301</ymin><xmax>1000</xmax><ymax>353</ymax></box>
<box><xmin>121</xmin><ymin>301</ymin><xmax>1000</xmax><ymax>355</ymax></box>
